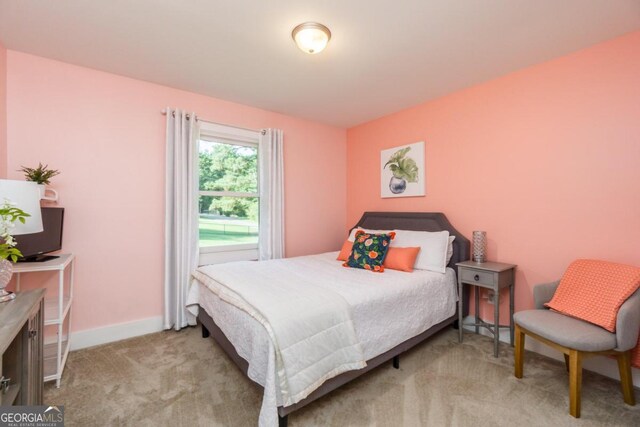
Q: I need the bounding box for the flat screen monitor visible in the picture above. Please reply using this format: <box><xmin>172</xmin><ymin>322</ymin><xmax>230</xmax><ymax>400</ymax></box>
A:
<box><xmin>15</xmin><ymin>207</ymin><xmax>64</xmax><ymax>262</ymax></box>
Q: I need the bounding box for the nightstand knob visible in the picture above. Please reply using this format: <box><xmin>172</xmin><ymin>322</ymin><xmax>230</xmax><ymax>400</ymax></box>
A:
<box><xmin>474</xmin><ymin>274</ymin><xmax>480</xmax><ymax>281</ymax></box>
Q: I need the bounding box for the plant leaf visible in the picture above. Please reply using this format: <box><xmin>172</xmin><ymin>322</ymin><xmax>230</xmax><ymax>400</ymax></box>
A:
<box><xmin>392</xmin><ymin>157</ymin><xmax>419</xmax><ymax>182</ymax></box>
<box><xmin>400</xmin><ymin>157</ymin><xmax>419</xmax><ymax>182</ymax></box>
<box><xmin>384</xmin><ymin>146</ymin><xmax>412</xmax><ymax>169</ymax></box>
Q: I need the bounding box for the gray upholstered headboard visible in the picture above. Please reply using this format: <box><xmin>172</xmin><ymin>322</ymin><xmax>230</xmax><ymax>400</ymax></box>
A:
<box><xmin>350</xmin><ymin>211</ymin><xmax>471</xmax><ymax>315</ymax></box>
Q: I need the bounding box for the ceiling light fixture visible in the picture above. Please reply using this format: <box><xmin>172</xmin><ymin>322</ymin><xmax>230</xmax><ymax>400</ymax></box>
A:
<box><xmin>292</xmin><ymin>22</ymin><xmax>331</xmax><ymax>54</ymax></box>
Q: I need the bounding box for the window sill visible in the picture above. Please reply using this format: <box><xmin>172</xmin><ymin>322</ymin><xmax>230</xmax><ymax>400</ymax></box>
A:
<box><xmin>198</xmin><ymin>247</ymin><xmax>258</xmax><ymax>266</ymax></box>
<box><xmin>200</xmin><ymin>243</ymin><xmax>258</xmax><ymax>254</ymax></box>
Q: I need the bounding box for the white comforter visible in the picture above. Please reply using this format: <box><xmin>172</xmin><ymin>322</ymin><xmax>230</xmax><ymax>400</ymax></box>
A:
<box><xmin>188</xmin><ymin>252</ymin><xmax>457</xmax><ymax>426</ymax></box>
<box><xmin>191</xmin><ymin>256</ymin><xmax>367</xmax><ymax>405</ymax></box>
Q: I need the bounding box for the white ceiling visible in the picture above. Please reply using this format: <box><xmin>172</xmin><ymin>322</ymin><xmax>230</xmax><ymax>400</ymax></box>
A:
<box><xmin>0</xmin><ymin>1</ymin><xmax>638</xmax><ymax>128</ymax></box>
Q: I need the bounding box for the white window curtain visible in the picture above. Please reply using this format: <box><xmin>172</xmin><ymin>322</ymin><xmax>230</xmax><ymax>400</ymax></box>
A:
<box><xmin>258</xmin><ymin>129</ymin><xmax>285</xmax><ymax>260</ymax></box>
<box><xmin>164</xmin><ymin>108</ymin><xmax>199</xmax><ymax>330</ymax></box>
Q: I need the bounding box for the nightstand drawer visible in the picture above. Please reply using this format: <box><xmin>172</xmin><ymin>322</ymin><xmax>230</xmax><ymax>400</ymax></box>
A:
<box><xmin>460</xmin><ymin>268</ymin><xmax>495</xmax><ymax>286</ymax></box>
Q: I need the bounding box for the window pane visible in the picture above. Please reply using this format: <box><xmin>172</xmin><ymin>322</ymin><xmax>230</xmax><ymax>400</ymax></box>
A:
<box><xmin>199</xmin><ymin>196</ymin><xmax>259</xmax><ymax>247</ymax></box>
<box><xmin>199</xmin><ymin>140</ymin><xmax>258</xmax><ymax>193</ymax></box>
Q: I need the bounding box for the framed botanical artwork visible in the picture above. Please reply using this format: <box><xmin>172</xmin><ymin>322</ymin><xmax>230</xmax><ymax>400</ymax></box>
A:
<box><xmin>380</xmin><ymin>141</ymin><xmax>425</xmax><ymax>198</ymax></box>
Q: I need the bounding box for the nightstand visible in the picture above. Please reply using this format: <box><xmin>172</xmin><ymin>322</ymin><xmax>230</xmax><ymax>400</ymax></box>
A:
<box><xmin>456</xmin><ymin>260</ymin><xmax>517</xmax><ymax>357</ymax></box>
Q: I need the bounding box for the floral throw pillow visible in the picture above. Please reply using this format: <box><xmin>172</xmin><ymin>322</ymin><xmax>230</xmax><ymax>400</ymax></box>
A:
<box><xmin>343</xmin><ymin>230</ymin><xmax>396</xmax><ymax>273</ymax></box>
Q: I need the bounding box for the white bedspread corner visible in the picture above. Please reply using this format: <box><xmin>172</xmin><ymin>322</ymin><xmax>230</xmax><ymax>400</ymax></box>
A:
<box><xmin>186</xmin><ymin>278</ymin><xmax>200</xmax><ymax>317</ymax></box>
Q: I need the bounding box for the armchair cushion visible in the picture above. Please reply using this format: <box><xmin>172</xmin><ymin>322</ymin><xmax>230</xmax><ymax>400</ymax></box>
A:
<box><xmin>514</xmin><ymin>310</ymin><xmax>616</xmax><ymax>352</ymax></box>
<box><xmin>545</xmin><ymin>259</ymin><xmax>640</xmax><ymax>332</ymax></box>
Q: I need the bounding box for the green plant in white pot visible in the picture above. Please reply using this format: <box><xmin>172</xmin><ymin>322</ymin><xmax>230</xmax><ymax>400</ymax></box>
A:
<box><xmin>0</xmin><ymin>201</ymin><xmax>30</xmax><ymax>302</ymax></box>
<box><xmin>20</xmin><ymin>163</ymin><xmax>60</xmax><ymax>201</ymax></box>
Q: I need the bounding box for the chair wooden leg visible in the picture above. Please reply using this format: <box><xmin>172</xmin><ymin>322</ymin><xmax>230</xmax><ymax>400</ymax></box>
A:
<box><xmin>514</xmin><ymin>324</ymin><xmax>525</xmax><ymax>379</ymax></box>
<box><xmin>617</xmin><ymin>350</ymin><xmax>636</xmax><ymax>406</ymax></box>
<box><xmin>568</xmin><ymin>349</ymin><xmax>583</xmax><ymax>418</ymax></box>
<box><xmin>563</xmin><ymin>354</ymin><xmax>570</xmax><ymax>372</ymax></box>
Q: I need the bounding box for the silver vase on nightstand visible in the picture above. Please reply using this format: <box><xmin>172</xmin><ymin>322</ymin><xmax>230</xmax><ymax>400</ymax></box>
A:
<box><xmin>472</xmin><ymin>231</ymin><xmax>487</xmax><ymax>263</ymax></box>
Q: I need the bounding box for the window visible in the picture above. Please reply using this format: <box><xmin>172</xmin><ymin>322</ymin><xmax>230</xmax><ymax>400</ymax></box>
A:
<box><xmin>198</xmin><ymin>122</ymin><xmax>260</xmax><ymax>263</ymax></box>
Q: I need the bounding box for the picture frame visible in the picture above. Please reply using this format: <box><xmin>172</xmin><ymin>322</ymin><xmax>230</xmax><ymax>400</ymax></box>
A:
<box><xmin>380</xmin><ymin>141</ymin><xmax>425</xmax><ymax>198</ymax></box>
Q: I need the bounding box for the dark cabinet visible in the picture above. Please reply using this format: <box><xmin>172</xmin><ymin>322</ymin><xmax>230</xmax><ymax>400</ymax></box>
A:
<box><xmin>0</xmin><ymin>289</ymin><xmax>45</xmax><ymax>405</ymax></box>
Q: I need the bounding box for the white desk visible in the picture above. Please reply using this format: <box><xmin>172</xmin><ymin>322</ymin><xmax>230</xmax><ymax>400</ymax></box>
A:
<box><xmin>13</xmin><ymin>254</ymin><xmax>75</xmax><ymax>387</ymax></box>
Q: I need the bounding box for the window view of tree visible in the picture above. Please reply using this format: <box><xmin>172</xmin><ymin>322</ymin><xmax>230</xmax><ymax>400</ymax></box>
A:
<box><xmin>199</xmin><ymin>140</ymin><xmax>259</xmax><ymax>247</ymax></box>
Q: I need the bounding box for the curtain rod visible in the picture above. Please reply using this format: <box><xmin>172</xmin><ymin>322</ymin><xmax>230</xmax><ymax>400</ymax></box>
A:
<box><xmin>161</xmin><ymin>109</ymin><xmax>265</xmax><ymax>135</ymax></box>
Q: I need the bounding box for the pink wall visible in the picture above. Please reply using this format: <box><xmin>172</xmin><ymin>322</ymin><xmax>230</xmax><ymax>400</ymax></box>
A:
<box><xmin>0</xmin><ymin>41</ymin><xmax>6</xmax><ymax>178</ymax></box>
<box><xmin>6</xmin><ymin>51</ymin><xmax>346</xmax><ymax>332</ymax></box>
<box><xmin>347</xmin><ymin>31</ymin><xmax>640</xmax><ymax>319</ymax></box>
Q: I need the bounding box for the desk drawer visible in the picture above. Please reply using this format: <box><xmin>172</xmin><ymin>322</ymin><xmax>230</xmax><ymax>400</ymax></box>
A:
<box><xmin>460</xmin><ymin>268</ymin><xmax>496</xmax><ymax>286</ymax></box>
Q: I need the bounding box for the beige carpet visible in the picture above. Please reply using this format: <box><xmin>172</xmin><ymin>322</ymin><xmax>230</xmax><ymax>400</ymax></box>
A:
<box><xmin>44</xmin><ymin>326</ymin><xmax>640</xmax><ymax>426</ymax></box>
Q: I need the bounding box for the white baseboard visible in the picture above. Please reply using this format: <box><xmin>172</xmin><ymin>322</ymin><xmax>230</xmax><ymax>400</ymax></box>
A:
<box><xmin>67</xmin><ymin>316</ymin><xmax>164</xmax><ymax>351</ymax></box>
<box><xmin>462</xmin><ymin>315</ymin><xmax>640</xmax><ymax>387</ymax></box>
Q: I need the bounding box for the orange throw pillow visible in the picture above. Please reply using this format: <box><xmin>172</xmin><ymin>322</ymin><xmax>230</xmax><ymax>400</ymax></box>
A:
<box><xmin>546</xmin><ymin>259</ymin><xmax>640</xmax><ymax>332</ymax></box>
<box><xmin>383</xmin><ymin>247</ymin><xmax>421</xmax><ymax>272</ymax></box>
<box><xmin>337</xmin><ymin>239</ymin><xmax>353</xmax><ymax>261</ymax></box>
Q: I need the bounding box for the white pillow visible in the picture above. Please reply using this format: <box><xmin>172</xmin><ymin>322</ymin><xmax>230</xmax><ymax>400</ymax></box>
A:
<box><xmin>392</xmin><ymin>230</ymin><xmax>451</xmax><ymax>273</ymax></box>
<box><xmin>347</xmin><ymin>228</ymin><xmax>393</xmax><ymax>241</ymax></box>
<box><xmin>446</xmin><ymin>236</ymin><xmax>456</xmax><ymax>264</ymax></box>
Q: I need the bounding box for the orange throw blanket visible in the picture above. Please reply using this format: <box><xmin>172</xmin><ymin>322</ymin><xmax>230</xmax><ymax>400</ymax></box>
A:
<box><xmin>546</xmin><ymin>259</ymin><xmax>640</xmax><ymax>367</ymax></box>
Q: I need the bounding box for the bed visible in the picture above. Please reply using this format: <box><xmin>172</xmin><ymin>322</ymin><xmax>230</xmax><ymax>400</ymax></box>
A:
<box><xmin>192</xmin><ymin>212</ymin><xmax>470</xmax><ymax>426</ymax></box>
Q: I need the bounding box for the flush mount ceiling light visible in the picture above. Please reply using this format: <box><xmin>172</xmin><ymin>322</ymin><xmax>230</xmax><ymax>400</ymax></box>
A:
<box><xmin>292</xmin><ymin>22</ymin><xmax>331</xmax><ymax>54</ymax></box>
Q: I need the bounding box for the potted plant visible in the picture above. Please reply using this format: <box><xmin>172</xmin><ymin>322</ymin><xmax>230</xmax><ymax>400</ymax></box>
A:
<box><xmin>383</xmin><ymin>146</ymin><xmax>419</xmax><ymax>194</ymax></box>
<box><xmin>20</xmin><ymin>163</ymin><xmax>60</xmax><ymax>201</ymax></box>
<box><xmin>0</xmin><ymin>201</ymin><xmax>30</xmax><ymax>302</ymax></box>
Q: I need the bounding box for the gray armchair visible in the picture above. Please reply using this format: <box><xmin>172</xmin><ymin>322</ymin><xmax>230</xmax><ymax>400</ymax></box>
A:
<box><xmin>513</xmin><ymin>281</ymin><xmax>640</xmax><ymax>418</ymax></box>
